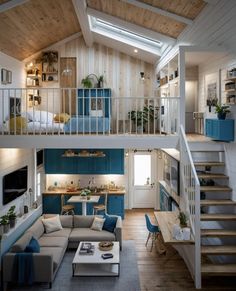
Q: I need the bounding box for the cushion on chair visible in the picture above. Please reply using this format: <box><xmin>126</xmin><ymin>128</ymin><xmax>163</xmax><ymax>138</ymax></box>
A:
<box><xmin>25</xmin><ymin>237</ymin><xmax>40</xmax><ymax>253</ymax></box>
<box><xmin>103</xmin><ymin>214</ymin><xmax>117</xmax><ymax>233</ymax></box>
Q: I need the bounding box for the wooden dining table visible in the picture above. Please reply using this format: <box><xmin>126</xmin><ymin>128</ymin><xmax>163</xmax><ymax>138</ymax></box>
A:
<box><xmin>67</xmin><ymin>195</ymin><xmax>100</xmax><ymax>215</ymax></box>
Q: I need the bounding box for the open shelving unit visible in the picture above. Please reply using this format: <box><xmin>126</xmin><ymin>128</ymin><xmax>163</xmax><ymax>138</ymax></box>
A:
<box><xmin>221</xmin><ymin>65</ymin><xmax>236</xmax><ymax>105</ymax></box>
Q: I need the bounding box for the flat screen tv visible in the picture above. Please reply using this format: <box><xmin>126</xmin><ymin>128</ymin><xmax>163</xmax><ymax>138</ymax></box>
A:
<box><xmin>3</xmin><ymin>166</ymin><xmax>28</xmax><ymax>205</ymax></box>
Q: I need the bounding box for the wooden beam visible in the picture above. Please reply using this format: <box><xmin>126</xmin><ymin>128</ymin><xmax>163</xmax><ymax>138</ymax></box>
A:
<box><xmin>0</xmin><ymin>0</ymin><xmax>30</xmax><ymax>13</ymax></box>
<box><xmin>87</xmin><ymin>8</ymin><xmax>176</xmax><ymax>46</ymax></box>
<box><xmin>121</xmin><ymin>0</ymin><xmax>193</xmax><ymax>25</ymax></box>
<box><xmin>72</xmin><ymin>0</ymin><xmax>93</xmax><ymax>47</ymax></box>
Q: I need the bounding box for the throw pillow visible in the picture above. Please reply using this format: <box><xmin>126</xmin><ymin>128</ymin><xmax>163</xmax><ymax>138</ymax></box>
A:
<box><xmin>27</xmin><ymin>110</ymin><xmax>55</xmax><ymax>123</ymax></box>
<box><xmin>91</xmin><ymin>217</ymin><xmax>105</xmax><ymax>231</ymax></box>
<box><xmin>42</xmin><ymin>214</ymin><xmax>63</xmax><ymax>234</ymax></box>
<box><xmin>54</xmin><ymin>113</ymin><xmax>71</xmax><ymax>123</ymax></box>
<box><xmin>103</xmin><ymin>214</ymin><xmax>117</xmax><ymax>233</ymax></box>
<box><xmin>25</xmin><ymin>237</ymin><xmax>40</xmax><ymax>253</ymax></box>
<box><xmin>9</xmin><ymin>116</ymin><xmax>27</xmax><ymax>132</ymax></box>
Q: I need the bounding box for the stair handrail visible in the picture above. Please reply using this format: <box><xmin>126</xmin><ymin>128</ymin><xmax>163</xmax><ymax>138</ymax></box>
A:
<box><xmin>179</xmin><ymin>125</ymin><xmax>201</xmax><ymax>289</ymax></box>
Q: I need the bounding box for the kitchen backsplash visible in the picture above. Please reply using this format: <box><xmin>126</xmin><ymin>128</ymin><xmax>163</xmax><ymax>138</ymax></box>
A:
<box><xmin>46</xmin><ymin>174</ymin><xmax>125</xmax><ymax>189</ymax></box>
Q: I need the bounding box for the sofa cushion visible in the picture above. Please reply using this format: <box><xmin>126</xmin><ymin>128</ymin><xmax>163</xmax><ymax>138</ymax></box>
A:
<box><xmin>43</xmin><ymin>228</ymin><xmax>72</xmax><ymax>238</ymax></box>
<box><xmin>44</xmin><ymin>214</ymin><xmax>73</xmax><ymax>228</ymax></box>
<box><xmin>42</xmin><ymin>215</ymin><xmax>63</xmax><ymax>234</ymax></box>
<box><xmin>11</xmin><ymin>232</ymin><xmax>32</xmax><ymax>253</ymax></box>
<box><xmin>26</xmin><ymin>218</ymin><xmax>44</xmax><ymax>239</ymax></box>
<box><xmin>103</xmin><ymin>214</ymin><xmax>117</xmax><ymax>233</ymax></box>
<box><xmin>40</xmin><ymin>247</ymin><xmax>64</xmax><ymax>271</ymax></box>
<box><xmin>91</xmin><ymin>217</ymin><xmax>105</xmax><ymax>231</ymax></box>
<box><xmin>73</xmin><ymin>215</ymin><xmax>95</xmax><ymax>228</ymax></box>
<box><xmin>25</xmin><ymin>237</ymin><xmax>40</xmax><ymax>253</ymax></box>
<box><xmin>69</xmin><ymin>228</ymin><xmax>116</xmax><ymax>242</ymax></box>
<box><xmin>38</xmin><ymin>236</ymin><xmax>68</xmax><ymax>249</ymax></box>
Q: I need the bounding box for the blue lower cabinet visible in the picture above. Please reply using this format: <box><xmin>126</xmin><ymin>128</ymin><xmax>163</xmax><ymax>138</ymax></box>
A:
<box><xmin>107</xmin><ymin>195</ymin><xmax>124</xmax><ymax>219</ymax></box>
<box><xmin>205</xmin><ymin>119</ymin><xmax>234</xmax><ymax>141</ymax></box>
<box><xmin>43</xmin><ymin>195</ymin><xmax>61</xmax><ymax>214</ymax></box>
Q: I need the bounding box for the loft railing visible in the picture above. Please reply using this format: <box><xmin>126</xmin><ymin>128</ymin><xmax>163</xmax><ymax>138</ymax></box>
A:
<box><xmin>179</xmin><ymin>125</ymin><xmax>201</xmax><ymax>289</ymax></box>
<box><xmin>0</xmin><ymin>88</ymin><xmax>180</xmax><ymax>136</ymax></box>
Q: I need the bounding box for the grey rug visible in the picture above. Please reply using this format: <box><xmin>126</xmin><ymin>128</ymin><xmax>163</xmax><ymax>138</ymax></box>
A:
<box><xmin>9</xmin><ymin>240</ymin><xmax>141</xmax><ymax>291</ymax></box>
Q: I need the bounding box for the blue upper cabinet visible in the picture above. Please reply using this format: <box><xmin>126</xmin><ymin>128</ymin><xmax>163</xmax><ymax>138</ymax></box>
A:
<box><xmin>205</xmin><ymin>119</ymin><xmax>234</xmax><ymax>141</ymax></box>
<box><xmin>78</xmin><ymin>88</ymin><xmax>111</xmax><ymax>117</ymax></box>
<box><xmin>44</xmin><ymin>149</ymin><xmax>124</xmax><ymax>174</ymax></box>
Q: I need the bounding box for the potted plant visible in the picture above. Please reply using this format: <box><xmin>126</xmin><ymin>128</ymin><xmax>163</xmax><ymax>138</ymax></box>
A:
<box><xmin>128</xmin><ymin>110</ymin><xmax>147</xmax><ymax>133</ymax></box>
<box><xmin>81</xmin><ymin>74</ymin><xmax>104</xmax><ymax>88</ymax></box>
<box><xmin>97</xmin><ymin>75</ymin><xmax>104</xmax><ymax>88</ymax></box>
<box><xmin>178</xmin><ymin>211</ymin><xmax>188</xmax><ymax>228</ymax></box>
<box><xmin>80</xmin><ymin>188</ymin><xmax>91</xmax><ymax>199</ymax></box>
<box><xmin>81</xmin><ymin>76</ymin><xmax>93</xmax><ymax>88</ymax></box>
<box><xmin>0</xmin><ymin>215</ymin><xmax>10</xmax><ymax>233</ymax></box>
<box><xmin>7</xmin><ymin>205</ymin><xmax>17</xmax><ymax>228</ymax></box>
<box><xmin>215</xmin><ymin>104</ymin><xmax>230</xmax><ymax>120</ymax></box>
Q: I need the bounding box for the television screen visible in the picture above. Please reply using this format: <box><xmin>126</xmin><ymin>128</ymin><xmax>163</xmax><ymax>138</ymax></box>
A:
<box><xmin>3</xmin><ymin>166</ymin><xmax>28</xmax><ymax>205</ymax></box>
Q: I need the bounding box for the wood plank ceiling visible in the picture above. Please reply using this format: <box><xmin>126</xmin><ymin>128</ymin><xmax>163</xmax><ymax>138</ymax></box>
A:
<box><xmin>0</xmin><ymin>0</ymin><xmax>207</xmax><ymax>61</ymax></box>
<box><xmin>87</xmin><ymin>0</ymin><xmax>206</xmax><ymax>38</ymax></box>
<box><xmin>0</xmin><ymin>0</ymin><xmax>81</xmax><ymax>60</ymax></box>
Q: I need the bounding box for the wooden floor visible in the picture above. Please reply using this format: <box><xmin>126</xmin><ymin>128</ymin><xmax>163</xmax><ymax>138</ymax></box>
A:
<box><xmin>122</xmin><ymin>209</ymin><xmax>236</xmax><ymax>291</ymax></box>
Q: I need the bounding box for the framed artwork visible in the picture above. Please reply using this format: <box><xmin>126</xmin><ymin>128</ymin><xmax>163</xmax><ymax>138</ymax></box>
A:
<box><xmin>90</xmin><ymin>98</ymin><xmax>104</xmax><ymax>117</ymax></box>
<box><xmin>1</xmin><ymin>68</ymin><xmax>12</xmax><ymax>84</ymax></box>
<box><xmin>10</xmin><ymin>97</ymin><xmax>21</xmax><ymax>117</ymax></box>
<box><xmin>205</xmin><ymin>72</ymin><xmax>219</xmax><ymax>112</ymax></box>
<box><xmin>1</xmin><ymin>68</ymin><xmax>8</xmax><ymax>84</ymax></box>
<box><xmin>7</xmin><ymin>70</ymin><xmax>12</xmax><ymax>84</ymax></box>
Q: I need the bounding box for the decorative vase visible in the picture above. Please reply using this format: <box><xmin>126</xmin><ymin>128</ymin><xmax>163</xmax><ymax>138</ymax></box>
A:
<box><xmin>217</xmin><ymin>112</ymin><xmax>226</xmax><ymax>120</ymax></box>
<box><xmin>9</xmin><ymin>218</ymin><xmax>16</xmax><ymax>228</ymax></box>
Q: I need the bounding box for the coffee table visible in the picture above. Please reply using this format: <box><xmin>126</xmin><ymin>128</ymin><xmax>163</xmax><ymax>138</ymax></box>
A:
<box><xmin>72</xmin><ymin>241</ymin><xmax>120</xmax><ymax>277</ymax></box>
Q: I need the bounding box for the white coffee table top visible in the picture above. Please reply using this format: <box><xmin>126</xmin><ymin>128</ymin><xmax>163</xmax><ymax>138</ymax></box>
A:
<box><xmin>73</xmin><ymin>241</ymin><xmax>120</xmax><ymax>265</ymax></box>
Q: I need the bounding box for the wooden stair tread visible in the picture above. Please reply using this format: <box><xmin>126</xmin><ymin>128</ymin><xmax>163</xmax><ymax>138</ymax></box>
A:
<box><xmin>201</xmin><ymin>229</ymin><xmax>236</xmax><ymax>237</ymax></box>
<box><xmin>200</xmin><ymin>185</ymin><xmax>231</xmax><ymax>192</ymax></box>
<box><xmin>201</xmin><ymin>264</ymin><xmax>236</xmax><ymax>275</ymax></box>
<box><xmin>201</xmin><ymin>199</ymin><xmax>236</xmax><ymax>206</ymax></box>
<box><xmin>198</xmin><ymin>173</ymin><xmax>228</xmax><ymax>179</ymax></box>
<box><xmin>194</xmin><ymin>161</ymin><xmax>225</xmax><ymax>167</ymax></box>
<box><xmin>201</xmin><ymin>245</ymin><xmax>236</xmax><ymax>254</ymax></box>
<box><xmin>201</xmin><ymin>214</ymin><xmax>236</xmax><ymax>221</ymax></box>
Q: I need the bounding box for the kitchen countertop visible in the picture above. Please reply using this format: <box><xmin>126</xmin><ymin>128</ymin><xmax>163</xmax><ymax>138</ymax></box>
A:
<box><xmin>43</xmin><ymin>189</ymin><xmax>125</xmax><ymax>195</ymax></box>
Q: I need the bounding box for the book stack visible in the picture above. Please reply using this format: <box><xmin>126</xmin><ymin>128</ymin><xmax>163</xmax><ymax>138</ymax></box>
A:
<box><xmin>79</xmin><ymin>242</ymin><xmax>95</xmax><ymax>255</ymax></box>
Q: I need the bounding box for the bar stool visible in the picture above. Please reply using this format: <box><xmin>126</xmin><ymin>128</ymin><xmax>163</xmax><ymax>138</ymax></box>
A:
<box><xmin>93</xmin><ymin>193</ymin><xmax>108</xmax><ymax>215</ymax></box>
<box><xmin>61</xmin><ymin>194</ymin><xmax>75</xmax><ymax>215</ymax></box>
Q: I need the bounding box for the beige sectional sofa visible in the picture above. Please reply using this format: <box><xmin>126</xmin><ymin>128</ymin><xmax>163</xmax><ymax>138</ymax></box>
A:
<box><xmin>3</xmin><ymin>214</ymin><xmax>122</xmax><ymax>288</ymax></box>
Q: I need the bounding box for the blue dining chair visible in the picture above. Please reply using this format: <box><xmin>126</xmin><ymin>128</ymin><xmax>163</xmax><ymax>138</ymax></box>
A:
<box><xmin>145</xmin><ymin>214</ymin><xmax>160</xmax><ymax>252</ymax></box>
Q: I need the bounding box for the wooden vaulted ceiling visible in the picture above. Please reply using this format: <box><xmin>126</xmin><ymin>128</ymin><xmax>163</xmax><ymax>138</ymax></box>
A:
<box><xmin>87</xmin><ymin>0</ymin><xmax>206</xmax><ymax>38</ymax></box>
<box><xmin>0</xmin><ymin>0</ymin><xmax>207</xmax><ymax>61</ymax></box>
<box><xmin>0</xmin><ymin>0</ymin><xmax>80</xmax><ymax>60</ymax></box>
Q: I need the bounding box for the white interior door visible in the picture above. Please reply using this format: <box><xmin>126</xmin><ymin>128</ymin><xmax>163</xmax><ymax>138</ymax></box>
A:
<box><xmin>130</xmin><ymin>151</ymin><xmax>157</xmax><ymax>208</ymax></box>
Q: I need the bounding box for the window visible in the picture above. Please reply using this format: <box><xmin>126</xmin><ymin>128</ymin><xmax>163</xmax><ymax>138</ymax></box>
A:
<box><xmin>36</xmin><ymin>172</ymin><xmax>41</xmax><ymax>198</ymax></box>
<box><xmin>134</xmin><ymin>154</ymin><xmax>151</xmax><ymax>186</ymax></box>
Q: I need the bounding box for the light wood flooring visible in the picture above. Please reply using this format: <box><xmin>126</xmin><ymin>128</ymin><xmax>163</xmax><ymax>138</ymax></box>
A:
<box><xmin>122</xmin><ymin>209</ymin><xmax>236</xmax><ymax>291</ymax></box>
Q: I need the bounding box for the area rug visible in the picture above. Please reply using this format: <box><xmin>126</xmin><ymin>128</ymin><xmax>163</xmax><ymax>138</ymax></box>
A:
<box><xmin>10</xmin><ymin>240</ymin><xmax>141</xmax><ymax>291</ymax></box>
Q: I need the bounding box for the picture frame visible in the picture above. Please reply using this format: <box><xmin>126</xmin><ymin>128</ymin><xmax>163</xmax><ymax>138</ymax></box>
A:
<box><xmin>205</xmin><ymin>72</ymin><xmax>219</xmax><ymax>112</ymax></box>
<box><xmin>1</xmin><ymin>68</ymin><xmax>8</xmax><ymax>84</ymax></box>
<box><xmin>7</xmin><ymin>70</ymin><xmax>12</xmax><ymax>84</ymax></box>
<box><xmin>1</xmin><ymin>68</ymin><xmax>12</xmax><ymax>84</ymax></box>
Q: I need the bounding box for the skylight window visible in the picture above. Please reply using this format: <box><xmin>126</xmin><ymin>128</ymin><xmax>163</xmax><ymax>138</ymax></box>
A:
<box><xmin>95</xmin><ymin>18</ymin><xmax>163</xmax><ymax>48</ymax></box>
<box><xmin>89</xmin><ymin>16</ymin><xmax>163</xmax><ymax>56</ymax></box>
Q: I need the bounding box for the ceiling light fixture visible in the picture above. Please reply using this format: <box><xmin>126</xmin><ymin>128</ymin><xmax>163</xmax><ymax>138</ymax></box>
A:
<box><xmin>140</xmin><ymin>72</ymin><xmax>145</xmax><ymax>80</ymax></box>
<box><xmin>134</xmin><ymin>49</ymin><xmax>138</xmax><ymax>53</ymax></box>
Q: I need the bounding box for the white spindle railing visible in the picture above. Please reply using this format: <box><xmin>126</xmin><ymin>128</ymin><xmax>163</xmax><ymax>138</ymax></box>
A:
<box><xmin>0</xmin><ymin>88</ymin><xmax>180</xmax><ymax>136</ymax></box>
<box><xmin>179</xmin><ymin>125</ymin><xmax>201</xmax><ymax>289</ymax></box>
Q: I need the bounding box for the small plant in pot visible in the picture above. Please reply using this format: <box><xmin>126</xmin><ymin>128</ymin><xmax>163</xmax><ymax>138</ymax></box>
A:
<box><xmin>178</xmin><ymin>211</ymin><xmax>188</xmax><ymax>228</ymax></box>
<box><xmin>215</xmin><ymin>104</ymin><xmax>230</xmax><ymax>120</ymax></box>
<box><xmin>0</xmin><ymin>215</ymin><xmax>10</xmax><ymax>233</ymax></box>
<box><xmin>80</xmin><ymin>188</ymin><xmax>91</xmax><ymax>200</ymax></box>
<box><xmin>7</xmin><ymin>205</ymin><xmax>17</xmax><ymax>228</ymax></box>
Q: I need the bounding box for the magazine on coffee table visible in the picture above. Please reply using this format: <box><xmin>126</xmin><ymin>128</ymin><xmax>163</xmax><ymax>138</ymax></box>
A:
<box><xmin>79</xmin><ymin>242</ymin><xmax>95</xmax><ymax>255</ymax></box>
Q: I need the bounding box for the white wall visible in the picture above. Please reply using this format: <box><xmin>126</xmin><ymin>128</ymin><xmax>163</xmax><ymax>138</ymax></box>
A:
<box><xmin>0</xmin><ymin>52</ymin><xmax>25</xmax><ymax>123</ymax></box>
<box><xmin>0</xmin><ymin>148</ymin><xmax>35</xmax><ymax>217</ymax></box>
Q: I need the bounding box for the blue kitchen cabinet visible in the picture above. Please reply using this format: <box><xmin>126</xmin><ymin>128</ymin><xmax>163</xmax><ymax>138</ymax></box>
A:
<box><xmin>44</xmin><ymin>149</ymin><xmax>124</xmax><ymax>174</ymax></box>
<box><xmin>107</xmin><ymin>195</ymin><xmax>124</xmax><ymax>219</ymax></box>
<box><xmin>205</xmin><ymin>119</ymin><xmax>234</xmax><ymax>141</ymax></box>
<box><xmin>43</xmin><ymin>195</ymin><xmax>61</xmax><ymax>214</ymax></box>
